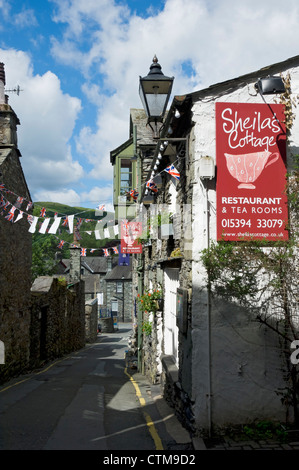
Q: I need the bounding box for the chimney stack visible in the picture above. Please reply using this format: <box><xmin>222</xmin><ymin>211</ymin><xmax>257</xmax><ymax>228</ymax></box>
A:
<box><xmin>0</xmin><ymin>63</ymin><xmax>8</xmax><ymax>104</ymax></box>
<box><xmin>0</xmin><ymin>63</ymin><xmax>6</xmax><ymax>85</ymax></box>
<box><xmin>0</xmin><ymin>62</ymin><xmax>6</xmax><ymax>104</ymax></box>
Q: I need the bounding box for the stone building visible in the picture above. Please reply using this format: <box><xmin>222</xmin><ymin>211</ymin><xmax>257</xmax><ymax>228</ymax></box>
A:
<box><xmin>104</xmin><ymin>264</ymin><xmax>133</xmax><ymax>323</ymax></box>
<box><xmin>0</xmin><ymin>63</ymin><xmax>32</xmax><ymax>383</ymax></box>
<box><xmin>58</xmin><ymin>255</ymin><xmax>108</xmax><ymax>305</ymax></box>
<box><xmin>135</xmin><ymin>55</ymin><xmax>299</xmax><ymax>436</ymax></box>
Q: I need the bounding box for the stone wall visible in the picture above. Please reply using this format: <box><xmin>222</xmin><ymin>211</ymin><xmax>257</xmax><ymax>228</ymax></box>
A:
<box><xmin>142</xmin><ymin>311</ymin><xmax>163</xmax><ymax>383</ymax></box>
<box><xmin>30</xmin><ymin>276</ymin><xmax>85</xmax><ymax>367</ymax></box>
<box><xmin>140</xmin><ymin>145</ymin><xmax>194</xmax><ymax>426</ymax></box>
<box><xmin>85</xmin><ymin>298</ymin><xmax>98</xmax><ymax>343</ymax></box>
<box><xmin>0</xmin><ymin>104</ymin><xmax>32</xmax><ymax>384</ymax></box>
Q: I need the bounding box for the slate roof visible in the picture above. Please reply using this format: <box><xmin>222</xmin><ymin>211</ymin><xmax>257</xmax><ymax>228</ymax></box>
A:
<box><xmin>130</xmin><ymin>108</ymin><xmax>157</xmax><ymax>146</ymax></box>
<box><xmin>59</xmin><ymin>257</ymin><xmax>108</xmax><ymax>274</ymax></box>
<box><xmin>82</xmin><ymin>275</ymin><xmax>102</xmax><ymax>294</ymax></box>
<box><xmin>81</xmin><ymin>257</ymin><xmax>108</xmax><ymax>273</ymax></box>
<box><xmin>104</xmin><ymin>264</ymin><xmax>132</xmax><ymax>281</ymax></box>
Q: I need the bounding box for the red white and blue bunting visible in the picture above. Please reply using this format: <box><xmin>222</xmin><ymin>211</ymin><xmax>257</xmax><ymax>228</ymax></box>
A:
<box><xmin>0</xmin><ymin>184</ymin><xmax>120</xmax><ymax>257</ymax></box>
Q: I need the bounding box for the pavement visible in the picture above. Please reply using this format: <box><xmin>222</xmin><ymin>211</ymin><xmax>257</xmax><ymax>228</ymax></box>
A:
<box><xmin>201</xmin><ymin>436</ymin><xmax>299</xmax><ymax>451</ymax></box>
<box><xmin>124</xmin><ymin>326</ymin><xmax>299</xmax><ymax>452</ymax></box>
<box><xmin>136</xmin><ymin>376</ymin><xmax>299</xmax><ymax>451</ymax></box>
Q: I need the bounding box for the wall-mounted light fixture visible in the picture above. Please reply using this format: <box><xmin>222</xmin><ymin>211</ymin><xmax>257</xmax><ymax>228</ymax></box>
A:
<box><xmin>139</xmin><ymin>55</ymin><xmax>174</xmax><ymax>138</ymax></box>
<box><xmin>254</xmin><ymin>75</ymin><xmax>285</xmax><ymax>95</ymax></box>
<box><xmin>199</xmin><ymin>156</ymin><xmax>215</xmax><ymax>180</ymax></box>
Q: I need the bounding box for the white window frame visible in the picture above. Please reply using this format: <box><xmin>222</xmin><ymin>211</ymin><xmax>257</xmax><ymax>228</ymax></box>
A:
<box><xmin>116</xmin><ymin>281</ymin><xmax>123</xmax><ymax>293</ymax></box>
<box><xmin>163</xmin><ymin>267</ymin><xmax>180</xmax><ymax>365</ymax></box>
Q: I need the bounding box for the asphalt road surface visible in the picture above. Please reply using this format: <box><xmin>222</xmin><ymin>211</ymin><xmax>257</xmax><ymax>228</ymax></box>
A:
<box><xmin>0</xmin><ymin>323</ymin><xmax>192</xmax><ymax>453</ymax></box>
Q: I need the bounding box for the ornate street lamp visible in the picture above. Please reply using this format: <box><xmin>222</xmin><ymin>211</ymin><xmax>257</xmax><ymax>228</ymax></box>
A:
<box><xmin>139</xmin><ymin>55</ymin><xmax>174</xmax><ymax>138</ymax></box>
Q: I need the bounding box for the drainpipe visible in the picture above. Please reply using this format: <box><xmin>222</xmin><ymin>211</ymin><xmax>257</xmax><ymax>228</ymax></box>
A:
<box><xmin>134</xmin><ymin>124</ymin><xmax>144</xmax><ymax>372</ymax></box>
<box><xmin>199</xmin><ymin>156</ymin><xmax>214</xmax><ymax>438</ymax></box>
<box><xmin>137</xmin><ymin>256</ymin><xmax>144</xmax><ymax>372</ymax></box>
<box><xmin>205</xmin><ymin>183</ymin><xmax>212</xmax><ymax>438</ymax></box>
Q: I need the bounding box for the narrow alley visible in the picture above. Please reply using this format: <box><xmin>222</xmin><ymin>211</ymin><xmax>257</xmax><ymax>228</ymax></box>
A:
<box><xmin>0</xmin><ymin>323</ymin><xmax>193</xmax><ymax>455</ymax></box>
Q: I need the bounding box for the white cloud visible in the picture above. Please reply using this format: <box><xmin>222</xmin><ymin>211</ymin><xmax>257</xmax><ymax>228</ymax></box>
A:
<box><xmin>13</xmin><ymin>8</ymin><xmax>38</xmax><ymax>28</ymax></box>
<box><xmin>80</xmin><ymin>184</ymin><xmax>114</xmax><ymax>211</ymax></box>
<box><xmin>49</xmin><ymin>0</ymin><xmax>299</xmax><ymax>189</ymax></box>
<box><xmin>0</xmin><ymin>48</ymin><xmax>84</xmax><ymax>198</ymax></box>
<box><xmin>3</xmin><ymin>0</ymin><xmax>299</xmax><ymax>208</ymax></box>
<box><xmin>33</xmin><ymin>188</ymin><xmax>81</xmax><ymax>206</ymax></box>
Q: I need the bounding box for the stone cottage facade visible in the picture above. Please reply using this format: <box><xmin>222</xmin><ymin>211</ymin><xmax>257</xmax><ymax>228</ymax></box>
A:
<box><xmin>104</xmin><ymin>264</ymin><xmax>133</xmax><ymax>323</ymax></box>
<box><xmin>0</xmin><ymin>63</ymin><xmax>33</xmax><ymax>383</ymax></box>
<box><xmin>135</xmin><ymin>55</ymin><xmax>299</xmax><ymax>436</ymax></box>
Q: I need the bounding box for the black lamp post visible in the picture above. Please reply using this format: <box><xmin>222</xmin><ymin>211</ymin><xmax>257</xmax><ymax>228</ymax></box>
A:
<box><xmin>139</xmin><ymin>55</ymin><xmax>174</xmax><ymax>138</ymax></box>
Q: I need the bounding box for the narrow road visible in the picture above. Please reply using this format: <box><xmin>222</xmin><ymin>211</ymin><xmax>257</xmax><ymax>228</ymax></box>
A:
<box><xmin>0</xmin><ymin>323</ymin><xmax>192</xmax><ymax>453</ymax></box>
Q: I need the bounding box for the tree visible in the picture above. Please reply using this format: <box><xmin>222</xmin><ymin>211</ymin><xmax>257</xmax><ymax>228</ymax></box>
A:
<box><xmin>31</xmin><ymin>234</ymin><xmax>69</xmax><ymax>281</ymax></box>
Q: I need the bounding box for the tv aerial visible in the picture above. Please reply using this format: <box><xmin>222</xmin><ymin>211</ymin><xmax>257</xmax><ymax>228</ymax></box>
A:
<box><xmin>5</xmin><ymin>85</ymin><xmax>23</xmax><ymax>95</ymax></box>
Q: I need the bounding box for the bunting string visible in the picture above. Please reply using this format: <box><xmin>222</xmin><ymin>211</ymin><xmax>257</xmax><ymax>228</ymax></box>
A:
<box><xmin>0</xmin><ymin>147</ymin><xmax>182</xmax><ymax>255</ymax></box>
<box><xmin>0</xmin><ymin>185</ymin><xmax>122</xmax><ymax>257</ymax></box>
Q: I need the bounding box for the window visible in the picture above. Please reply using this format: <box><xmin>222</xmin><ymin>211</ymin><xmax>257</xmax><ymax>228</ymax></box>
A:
<box><xmin>120</xmin><ymin>159</ymin><xmax>132</xmax><ymax>197</ymax></box>
<box><xmin>116</xmin><ymin>281</ymin><xmax>123</xmax><ymax>293</ymax></box>
<box><xmin>111</xmin><ymin>300</ymin><xmax>118</xmax><ymax>313</ymax></box>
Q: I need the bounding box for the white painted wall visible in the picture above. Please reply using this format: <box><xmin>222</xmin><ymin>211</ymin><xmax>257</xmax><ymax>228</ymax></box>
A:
<box><xmin>190</xmin><ymin>66</ymin><xmax>299</xmax><ymax>429</ymax></box>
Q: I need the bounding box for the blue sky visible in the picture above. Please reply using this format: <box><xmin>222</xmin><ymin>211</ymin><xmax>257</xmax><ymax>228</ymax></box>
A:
<box><xmin>1</xmin><ymin>0</ymin><xmax>299</xmax><ymax>209</ymax></box>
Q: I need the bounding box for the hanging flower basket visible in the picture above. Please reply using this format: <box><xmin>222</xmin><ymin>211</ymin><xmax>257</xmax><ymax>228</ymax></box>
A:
<box><xmin>137</xmin><ymin>288</ymin><xmax>163</xmax><ymax>313</ymax></box>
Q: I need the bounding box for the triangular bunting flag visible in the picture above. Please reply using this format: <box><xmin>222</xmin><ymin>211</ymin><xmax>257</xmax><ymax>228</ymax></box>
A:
<box><xmin>48</xmin><ymin>217</ymin><xmax>62</xmax><ymax>234</ymax></box>
<box><xmin>164</xmin><ymin>164</ymin><xmax>180</xmax><ymax>181</ymax></box>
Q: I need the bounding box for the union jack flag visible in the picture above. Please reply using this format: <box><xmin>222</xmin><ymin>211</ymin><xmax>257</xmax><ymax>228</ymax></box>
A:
<box><xmin>0</xmin><ymin>195</ymin><xmax>6</xmax><ymax>207</ymax></box>
<box><xmin>62</xmin><ymin>217</ymin><xmax>68</xmax><ymax>226</ymax></box>
<box><xmin>74</xmin><ymin>227</ymin><xmax>82</xmax><ymax>241</ymax></box>
<box><xmin>57</xmin><ymin>240</ymin><xmax>65</xmax><ymax>249</ymax></box>
<box><xmin>81</xmin><ymin>248</ymin><xmax>87</xmax><ymax>257</ymax></box>
<box><xmin>97</xmin><ymin>204</ymin><xmax>105</xmax><ymax>211</ymax></box>
<box><xmin>15</xmin><ymin>197</ymin><xmax>24</xmax><ymax>209</ymax></box>
<box><xmin>76</xmin><ymin>218</ymin><xmax>83</xmax><ymax>228</ymax></box>
<box><xmin>103</xmin><ymin>248</ymin><xmax>109</xmax><ymax>257</ymax></box>
<box><xmin>26</xmin><ymin>201</ymin><xmax>33</xmax><ymax>211</ymax></box>
<box><xmin>112</xmin><ymin>246</ymin><xmax>119</xmax><ymax>254</ymax></box>
<box><xmin>90</xmin><ymin>249</ymin><xmax>96</xmax><ymax>253</ymax></box>
<box><xmin>129</xmin><ymin>189</ymin><xmax>139</xmax><ymax>201</ymax></box>
<box><xmin>5</xmin><ymin>206</ymin><xmax>16</xmax><ymax>222</ymax></box>
<box><xmin>40</xmin><ymin>207</ymin><xmax>46</xmax><ymax>217</ymax></box>
<box><xmin>146</xmin><ymin>180</ymin><xmax>158</xmax><ymax>193</ymax></box>
<box><xmin>0</xmin><ymin>183</ymin><xmax>5</xmax><ymax>191</ymax></box>
<box><xmin>164</xmin><ymin>164</ymin><xmax>180</xmax><ymax>181</ymax></box>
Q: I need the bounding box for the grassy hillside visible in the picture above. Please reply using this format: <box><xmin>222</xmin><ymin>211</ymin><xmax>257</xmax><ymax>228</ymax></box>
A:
<box><xmin>31</xmin><ymin>202</ymin><xmax>118</xmax><ymax>254</ymax></box>
<box><xmin>33</xmin><ymin>201</ymin><xmax>99</xmax><ymax>220</ymax></box>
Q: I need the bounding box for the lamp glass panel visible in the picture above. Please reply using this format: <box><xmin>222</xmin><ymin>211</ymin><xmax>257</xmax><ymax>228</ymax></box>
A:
<box><xmin>145</xmin><ymin>93</ymin><xmax>168</xmax><ymax>118</ymax></box>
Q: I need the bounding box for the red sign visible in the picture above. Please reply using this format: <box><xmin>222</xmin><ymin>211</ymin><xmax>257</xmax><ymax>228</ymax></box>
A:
<box><xmin>120</xmin><ymin>220</ymin><xmax>143</xmax><ymax>254</ymax></box>
<box><xmin>216</xmin><ymin>102</ymin><xmax>288</xmax><ymax>241</ymax></box>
